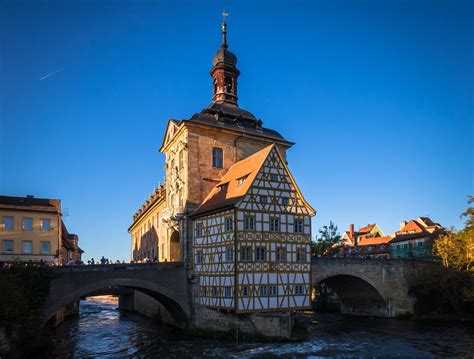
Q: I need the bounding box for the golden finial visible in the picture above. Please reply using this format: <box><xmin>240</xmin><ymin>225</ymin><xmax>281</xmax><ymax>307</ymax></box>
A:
<box><xmin>221</xmin><ymin>11</ymin><xmax>229</xmax><ymax>49</ymax></box>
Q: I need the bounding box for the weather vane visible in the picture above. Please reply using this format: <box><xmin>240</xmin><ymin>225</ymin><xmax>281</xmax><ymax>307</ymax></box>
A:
<box><xmin>222</xmin><ymin>10</ymin><xmax>229</xmax><ymax>22</ymax></box>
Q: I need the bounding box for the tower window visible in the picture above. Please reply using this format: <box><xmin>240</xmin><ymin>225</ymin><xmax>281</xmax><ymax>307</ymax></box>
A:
<box><xmin>212</xmin><ymin>147</ymin><xmax>223</xmax><ymax>168</ymax></box>
<box><xmin>224</xmin><ymin>76</ymin><xmax>233</xmax><ymax>93</ymax></box>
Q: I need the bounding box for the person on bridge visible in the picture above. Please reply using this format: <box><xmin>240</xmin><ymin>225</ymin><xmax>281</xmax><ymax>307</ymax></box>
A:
<box><xmin>100</xmin><ymin>256</ymin><xmax>106</xmax><ymax>265</ymax></box>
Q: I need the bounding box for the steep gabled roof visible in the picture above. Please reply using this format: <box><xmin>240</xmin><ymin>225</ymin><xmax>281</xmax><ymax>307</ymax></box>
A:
<box><xmin>358</xmin><ymin>224</ymin><xmax>375</xmax><ymax>233</ymax></box>
<box><xmin>191</xmin><ymin>145</ymin><xmax>274</xmax><ymax>217</ymax></box>
<box><xmin>398</xmin><ymin>220</ymin><xmax>426</xmax><ymax>234</ymax></box>
<box><xmin>191</xmin><ymin>144</ymin><xmax>315</xmax><ymax>217</ymax></box>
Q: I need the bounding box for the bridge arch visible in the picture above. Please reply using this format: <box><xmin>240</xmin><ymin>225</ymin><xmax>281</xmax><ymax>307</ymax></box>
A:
<box><xmin>316</xmin><ymin>274</ymin><xmax>390</xmax><ymax>317</ymax></box>
<box><xmin>42</xmin><ymin>264</ymin><xmax>191</xmax><ymax>327</ymax></box>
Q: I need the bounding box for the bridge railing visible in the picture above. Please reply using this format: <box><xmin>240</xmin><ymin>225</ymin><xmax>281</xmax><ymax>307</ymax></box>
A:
<box><xmin>311</xmin><ymin>256</ymin><xmax>440</xmax><ymax>266</ymax></box>
<box><xmin>51</xmin><ymin>262</ymin><xmax>185</xmax><ymax>273</ymax></box>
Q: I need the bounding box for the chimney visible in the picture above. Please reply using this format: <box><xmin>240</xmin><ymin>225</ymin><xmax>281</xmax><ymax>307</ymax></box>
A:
<box><xmin>349</xmin><ymin>224</ymin><xmax>354</xmax><ymax>241</ymax></box>
<box><xmin>400</xmin><ymin>221</ymin><xmax>407</xmax><ymax>231</ymax></box>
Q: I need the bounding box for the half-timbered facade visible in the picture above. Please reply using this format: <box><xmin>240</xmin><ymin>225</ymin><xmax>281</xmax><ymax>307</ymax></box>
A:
<box><xmin>192</xmin><ymin>145</ymin><xmax>315</xmax><ymax>313</ymax></box>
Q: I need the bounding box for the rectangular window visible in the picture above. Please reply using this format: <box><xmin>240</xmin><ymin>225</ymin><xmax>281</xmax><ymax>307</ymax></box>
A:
<box><xmin>212</xmin><ymin>147</ymin><xmax>223</xmax><ymax>168</ymax></box>
<box><xmin>260</xmin><ymin>285</ymin><xmax>268</xmax><ymax>297</ymax></box>
<box><xmin>295</xmin><ymin>285</ymin><xmax>304</xmax><ymax>295</ymax></box>
<box><xmin>281</xmin><ymin>198</ymin><xmax>289</xmax><ymax>206</ymax></box>
<box><xmin>294</xmin><ymin>218</ymin><xmax>303</xmax><ymax>233</ymax></box>
<box><xmin>270</xmin><ymin>217</ymin><xmax>280</xmax><ymax>232</ymax></box>
<box><xmin>255</xmin><ymin>246</ymin><xmax>266</xmax><ymax>261</ymax></box>
<box><xmin>3</xmin><ymin>217</ymin><xmax>14</xmax><ymax>230</ymax></box>
<box><xmin>244</xmin><ymin>216</ymin><xmax>255</xmax><ymax>231</ymax></box>
<box><xmin>242</xmin><ymin>286</ymin><xmax>249</xmax><ymax>297</ymax></box>
<box><xmin>240</xmin><ymin>246</ymin><xmax>252</xmax><ymax>261</ymax></box>
<box><xmin>196</xmin><ymin>250</ymin><xmax>203</xmax><ymax>264</ymax></box>
<box><xmin>179</xmin><ymin>150</ymin><xmax>184</xmax><ymax>169</ymax></box>
<box><xmin>23</xmin><ymin>218</ymin><xmax>33</xmax><ymax>231</ymax></box>
<box><xmin>259</xmin><ymin>196</ymin><xmax>267</xmax><ymax>204</ymax></box>
<box><xmin>269</xmin><ymin>285</ymin><xmax>278</xmax><ymax>296</ymax></box>
<box><xmin>270</xmin><ymin>173</ymin><xmax>278</xmax><ymax>182</ymax></box>
<box><xmin>3</xmin><ymin>240</ymin><xmax>13</xmax><ymax>253</ymax></box>
<box><xmin>40</xmin><ymin>241</ymin><xmax>51</xmax><ymax>254</ymax></box>
<box><xmin>22</xmin><ymin>241</ymin><xmax>32</xmax><ymax>254</ymax></box>
<box><xmin>224</xmin><ymin>286</ymin><xmax>232</xmax><ymax>298</ymax></box>
<box><xmin>195</xmin><ymin>223</ymin><xmax>202</xmax><ymax>238</ymax></box>
<box><xmin>296</xmin><ymin>247</ymin><xmax>306</xmax><ymax>262</ymax></box>
<box><xmin>417</xmin><ymin>242</ymin><xmax>423</xmax><ymax>247</ymax></box>
<box><xmin>201</xmin><ymin>286</ymin><xmax>207</xmax><ymax>296</ymax></box>
<box><xmin>276</xmin><ymin>247</ymin><xmax>286</xmax><ymax>262</ymax></box>
<box><xmin>225</xmin><ymin>247</ymin><xmax>234</xmax><ymax>262</ymax></box>
<box><xmin>211</xmin><ymin>287</ymin><xmax>217</xmax><ymax>297</ymax></box>
<box><xmin>225</xmin><ymin>217</ymin><xmax>233</xmax><ymax>232</ymax></box>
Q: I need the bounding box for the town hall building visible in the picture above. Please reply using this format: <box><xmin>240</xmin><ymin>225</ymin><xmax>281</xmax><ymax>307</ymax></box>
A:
<box><xmin>129</xmin><ymin>18</ymin><xmax>315</xmax><ymax>314</ymax></box>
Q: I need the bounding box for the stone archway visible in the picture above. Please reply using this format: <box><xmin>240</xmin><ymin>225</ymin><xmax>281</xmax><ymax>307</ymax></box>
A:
<box><xmin>169</xmin><ymin>230</ymin><xmax>180</xmax><ymax>262</ymax></box>
<box><xmin>316</xmin><ymin>274</ymin><xmax>390</xmax><ymax>317</ymax></box>
<box><xmin>41</xmin><ymin>264</ymin><xmax>191</xmax><ymax>327</ymax></box>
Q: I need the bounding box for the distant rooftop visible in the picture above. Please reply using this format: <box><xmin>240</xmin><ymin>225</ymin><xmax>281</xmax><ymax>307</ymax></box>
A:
<box><xmin>0</xmin><ymin>195</ymin><xmax>61</xmax><ymax>213</ymax></box>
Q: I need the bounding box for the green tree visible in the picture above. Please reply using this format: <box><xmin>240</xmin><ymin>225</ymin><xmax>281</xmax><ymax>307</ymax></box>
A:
<box><xmin>462</xmin><ymin>195</ymin><xmax>474</xmax><ymax>229</ymax></box>
<box><xmin>311</xmin><ymin>221</ymin><xmax>342</xmax><ymax>257</ymax></box>
<box><xmin>433</xmin><ymin>196</ymin><xmax>474</xmax><ymax>271</ymax></box>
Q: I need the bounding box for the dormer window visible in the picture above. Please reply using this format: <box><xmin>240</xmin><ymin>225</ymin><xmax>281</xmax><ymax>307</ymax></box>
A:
<box><xmin>212</xmin><ymin>147</ymin><xmax>223</xmax><ymax>168</ymax></box>
<box><xmin>236</xmin><ymin>175</ymin><xmax>248</xmax><ymax>185</ymax></box>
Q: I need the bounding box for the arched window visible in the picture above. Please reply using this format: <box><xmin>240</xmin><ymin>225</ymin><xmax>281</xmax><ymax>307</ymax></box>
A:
<box><xmin>224</xmin><ymin>76</ymin><xmax>233</xmax><ymax>93</ymax></box>
<box><xmin>212</xmin><ymin>147</ymin><xmax>223</xmax><ymax>168</ymax></box>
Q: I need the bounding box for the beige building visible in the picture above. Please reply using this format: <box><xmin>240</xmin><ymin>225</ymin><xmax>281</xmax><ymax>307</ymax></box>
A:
<box><xmin>0</xmin><ymin>195</ymin><xmax>82</xmax><ymax>264</ymax></box>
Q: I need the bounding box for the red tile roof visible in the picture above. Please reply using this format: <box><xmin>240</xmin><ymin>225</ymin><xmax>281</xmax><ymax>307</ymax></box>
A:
<box><xmin>357</xmin><ymin>235</ymin><xmax>392</xmax><ymax>246</ymax></box>
<box><xmin>191</xmin><ymin>144</ymin><xmax>275</xmax><ymax>217</ymax></box>
<box><xmin>358</xmin><ymin>224</ymin><xmax>375</xmax><ymax>233</ymax></box>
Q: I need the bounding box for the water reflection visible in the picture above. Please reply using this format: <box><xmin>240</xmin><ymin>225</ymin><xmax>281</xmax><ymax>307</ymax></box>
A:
<box><xmin>52</xmin><ymin>297</ymin><xmax>474</xmax><ymax>358</ymax></box>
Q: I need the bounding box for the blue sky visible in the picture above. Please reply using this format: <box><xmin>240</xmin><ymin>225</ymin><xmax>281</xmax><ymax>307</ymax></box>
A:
<box><xmin>1</xmin><ymin>0</ymin><xmax>472</xmax><ymax>261</ymax></box>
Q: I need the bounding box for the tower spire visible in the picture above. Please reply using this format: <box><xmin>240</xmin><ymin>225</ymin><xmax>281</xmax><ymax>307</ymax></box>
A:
<box><xmin>221</xmin><ymin>11</ymin><xmax>229</xmax><ymax>49</ymax></box>
<box><xmin>210</xmin><ymin>11</ymin><xmax>239</xmax><ymax>105</ymax></box>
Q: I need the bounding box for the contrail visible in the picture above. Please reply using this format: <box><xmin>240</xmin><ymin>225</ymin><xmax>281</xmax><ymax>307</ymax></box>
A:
<box><xmin>40</xmin><ymin>67</ymin><xmax>64</xmax><ymax>81</ymax></box>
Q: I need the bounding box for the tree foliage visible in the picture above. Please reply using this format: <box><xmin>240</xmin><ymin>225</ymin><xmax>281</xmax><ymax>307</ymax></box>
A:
<box><xmin>432</xmin><ymin>196</ymin><xmax>474</xmax><ymax>271</ymax></box>
<box><xmin>0</xmin><ymin>263</ymin><xmax>55</xmax><ymax>357</ymax></box>
<box><xmin>462</xmin><ymin>195</ymin><xmax>474</xmax><ymax>229</ymax></box>
<box><xmin>414</xmin><ymin>196</ymin><xmax>474</xmax><ymax>318</ymax></box>
<box><xmin>311</xmin><ymin>221</ymin><xmax>342</xmax><ymax>257</ymax></box>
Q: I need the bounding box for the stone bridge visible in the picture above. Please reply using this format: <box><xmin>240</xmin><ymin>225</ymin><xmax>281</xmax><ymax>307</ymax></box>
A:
<box><xmin>42</xmin><ymin>263</ymin><xmax>192</xmax><ymax>327</ymax></box>
<box><xmin>312</xmin><ymin>257</ymin><xmax>438</xmax><ymax>317</ymax></box>
<box><xmin>41</xmin><ymin>259</ymin><xmax>438</xmax><ymax>327</ymax></box>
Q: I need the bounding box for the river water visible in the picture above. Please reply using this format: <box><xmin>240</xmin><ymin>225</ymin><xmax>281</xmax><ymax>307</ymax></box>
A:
<box><xmin>51</xmin><ymin>297</ymin><xmax>474</xmax><ymax>358</ymax></box>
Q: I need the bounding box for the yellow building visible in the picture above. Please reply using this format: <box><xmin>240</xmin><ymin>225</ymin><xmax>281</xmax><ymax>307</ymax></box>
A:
<box><xmin>0</xmin><ymin>195</ymin><xmax>82</xmax><ymax>264</ymax></box>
